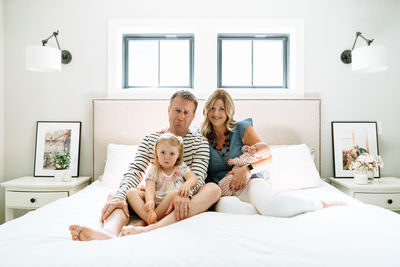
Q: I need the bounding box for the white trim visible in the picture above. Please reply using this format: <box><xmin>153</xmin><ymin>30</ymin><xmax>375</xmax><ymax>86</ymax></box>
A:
<box><xmin>108</xmin><ymin>18</ymin><xmax>304</xmax><ymax>99</ymax></box>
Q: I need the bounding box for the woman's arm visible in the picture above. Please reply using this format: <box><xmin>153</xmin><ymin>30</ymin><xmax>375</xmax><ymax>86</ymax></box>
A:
<box><xmin>230</xmin><ymin>125</ymin><xmax>273</xmax><ymax>191</ymax></box>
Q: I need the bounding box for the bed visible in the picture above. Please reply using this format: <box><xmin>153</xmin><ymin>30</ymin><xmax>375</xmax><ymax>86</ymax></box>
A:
<box><xmin>1</xmin><ymin>99</ymin><xmax>400</xmax><ymax>267</ymax></box>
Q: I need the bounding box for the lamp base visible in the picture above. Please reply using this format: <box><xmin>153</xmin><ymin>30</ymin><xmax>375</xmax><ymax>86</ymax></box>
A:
<box><xmin>341</xmin><ymin>50</ymin><xmax>352</xmax><ymax>64</ymax></box>
<box><xmin>61</xmin><ymin>50</ymin><xmax>72</xmax><ymax>64</ymax></box>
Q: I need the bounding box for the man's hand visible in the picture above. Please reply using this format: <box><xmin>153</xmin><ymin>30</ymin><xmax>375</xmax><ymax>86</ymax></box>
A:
<box><xmin>229</xmin><ymin>165</ymin><xmax>251</xmax><ymax>191</ymax></box>
<box><xmin>101</xmin><ymin>197</ymin><xmax>129</xmax><ymax>222</ymax></box>
<box><xmin>166</xmin><ymin>194</ymin><xmax>191</xmax><ymax>221</ymax></box>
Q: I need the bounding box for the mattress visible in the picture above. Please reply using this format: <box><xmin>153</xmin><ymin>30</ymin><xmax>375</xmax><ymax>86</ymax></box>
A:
<box><xmin>0</xmin><ymin>181</ymin><xmax>399</xmax><ymax>267</ymax></box>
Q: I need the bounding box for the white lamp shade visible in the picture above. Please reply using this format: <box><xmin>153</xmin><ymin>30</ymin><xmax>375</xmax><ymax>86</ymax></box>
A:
<box><xmin>26</xmin><ymin>45</ymin><xmax>61</xmax><ymax>72</ymax></box>
<box><xmin>352</xmin><ymin>45</ymin><xmax>387</xmax><ymax>73</ymax></box>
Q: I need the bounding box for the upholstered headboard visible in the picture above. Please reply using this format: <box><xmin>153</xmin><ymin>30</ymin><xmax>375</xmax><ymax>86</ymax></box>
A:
<box><xmin>93</xmin><ymin>99</ymin><xmax>321</xmax><ymax>181</ymax></box>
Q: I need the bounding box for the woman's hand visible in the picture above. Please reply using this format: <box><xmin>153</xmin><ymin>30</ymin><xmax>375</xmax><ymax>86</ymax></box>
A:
<box><xmin>229</xmin><ymin>165</ymin><xmax>251</xmax><ymax>191</ymax></box>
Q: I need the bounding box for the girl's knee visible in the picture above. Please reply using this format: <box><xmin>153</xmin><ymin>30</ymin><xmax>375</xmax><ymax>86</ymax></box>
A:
<box><xmin>126</xmin><ymin>188</ymin><xmax>139</xmax><ymax>198</ymax></box>
<box><xmin>166</xmin><ymin>191</ymin><xmax>178</xmax><ymax>199</ymax></box>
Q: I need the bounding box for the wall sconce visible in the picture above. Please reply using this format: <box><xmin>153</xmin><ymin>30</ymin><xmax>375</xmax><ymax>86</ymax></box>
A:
<box><xmin>340</xmin><ymin>32</ymin><xmax>387</xmax><ymax>73</ymax></box>
<box><xmin>26</xmin><ymin>30</ymin><xmax>72</xmax><ymax>72</ymax></box>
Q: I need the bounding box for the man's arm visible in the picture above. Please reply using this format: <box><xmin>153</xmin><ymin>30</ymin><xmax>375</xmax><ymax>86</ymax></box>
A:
<box><xmin>188</xmin><ymin>135</ymin><xmax>210</xmax><ymax>197</ymax></box>
<box><xmin>114</xmin><ymin>134</ymin><xmax>155</xmax><ymax>199</ymax></box>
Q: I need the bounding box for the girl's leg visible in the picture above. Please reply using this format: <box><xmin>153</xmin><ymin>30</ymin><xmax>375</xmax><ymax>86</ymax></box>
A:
<box><xmin>126</xmin><ymin>189</ymin><xmax>154</xmax><ymax>224</ymax></box>
<box><xmin>237</xmin><ymin>178</ymin><xmax>322</xmax><ymax>217</ymax></box>
<box><xmin>154</xmin><ymin>192</ymin><xmax>178</xmax><ymax>221</ymax></box>
<box><xmin>121</xmin><ymin>183</ymin><xmax>221</xmax><ymax>236</ymax></box>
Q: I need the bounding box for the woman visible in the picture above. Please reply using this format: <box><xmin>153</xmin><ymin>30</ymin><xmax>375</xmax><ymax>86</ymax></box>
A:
<box><xmin>201</xmin><ymin>89</ymin><xmax>331</xmax><ymax>217</ymax></box>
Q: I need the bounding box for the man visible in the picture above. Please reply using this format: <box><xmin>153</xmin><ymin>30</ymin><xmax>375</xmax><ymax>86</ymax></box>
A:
<box><xmin>70</xmin><ymin>90</ymin><xmax>221</xmax><ymax>240</ymax></box>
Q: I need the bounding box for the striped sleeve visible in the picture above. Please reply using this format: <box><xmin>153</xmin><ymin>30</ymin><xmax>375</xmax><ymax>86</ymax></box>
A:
<box><xmin>114</xmin><ymin>134</ymin><xmax>158</xmax><ymax>199</ymax></box>
<box><xmin>188</xmin><ymin>133</ymin><xmax>210</xmax><ymax>197</ymax></box>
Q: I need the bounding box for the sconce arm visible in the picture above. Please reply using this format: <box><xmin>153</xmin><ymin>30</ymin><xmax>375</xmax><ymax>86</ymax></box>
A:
<box><xmin>350</xmin><ymin>32</ymin><xmax>374</xmax><ymax>51</ymax></box>
<box><xmin>41</xmin><ymin>30</ymin><xmax>62</xmax><ymax>50</ymax></box>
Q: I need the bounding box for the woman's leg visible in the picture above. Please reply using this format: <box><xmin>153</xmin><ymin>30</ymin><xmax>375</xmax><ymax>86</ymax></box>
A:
<box><xmin>120</xmin><ymin>183</ymin><xmax>221</xmax><ymax>236</ymax></box>
<box><xmin>238</xmin><ymin>178</ymin><xmax>322</xmax><ymax>217</ymax></box>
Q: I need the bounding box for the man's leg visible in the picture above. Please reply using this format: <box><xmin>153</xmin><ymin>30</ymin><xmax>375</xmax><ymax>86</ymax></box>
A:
<box><xmin>120</xmin><ymin>183</ymin><xmax>221</xmax><ymax>236</ymax></box>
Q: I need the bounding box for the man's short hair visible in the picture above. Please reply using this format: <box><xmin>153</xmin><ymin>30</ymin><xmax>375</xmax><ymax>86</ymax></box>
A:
<box><xmin>169</xmin><ymin>90</ymin><xmax>198</xmax><ymax>113</ymax></box>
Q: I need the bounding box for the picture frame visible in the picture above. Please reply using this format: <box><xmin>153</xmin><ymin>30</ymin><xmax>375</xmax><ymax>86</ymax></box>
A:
<box><xmin>34</xmin><ymin>121</ymin><xmax>81</xmax><ymax>177</ymax></box>
<box><xmin>331</xmin><ymin>121</ymin><xmax>380</xmax><ymax>178</ymax></box>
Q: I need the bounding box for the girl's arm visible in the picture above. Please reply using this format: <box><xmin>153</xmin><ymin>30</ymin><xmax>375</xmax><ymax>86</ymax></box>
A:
<box><xmin>144</xmin><ymin>179</ymin><xmax>156</xmax><ymax>211</ymax></box>
<box><xmin>178</xmin><ymin>171</ymin><xmax>198</xmax><ymax>197</ymax></box>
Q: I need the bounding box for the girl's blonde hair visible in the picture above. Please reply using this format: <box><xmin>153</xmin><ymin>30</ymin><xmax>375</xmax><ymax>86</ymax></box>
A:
<box><xmin>200</xmin><ymin>89</ymin><xmax>236</xmax><ymax>143</ymax></box>
<box><xmin>153</xmin><ymin>133</ymin><xmax>184</xmax><ymax>176</ymax></box>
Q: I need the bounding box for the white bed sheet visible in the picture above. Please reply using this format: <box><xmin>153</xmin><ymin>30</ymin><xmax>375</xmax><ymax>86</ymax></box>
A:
<box><xmin>1</xmin><ymin>181</ymin><xmax>400</xmax><ymax>267</ymax></box>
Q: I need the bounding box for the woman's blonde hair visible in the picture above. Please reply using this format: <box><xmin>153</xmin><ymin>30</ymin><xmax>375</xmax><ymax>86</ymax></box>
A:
<box><xmin>200</xmin><ymin>89</ymin><xmax>236</xmax><ymax>143</ymax></box>
<box><xmin>153</xmin><ymin>133</ymin><xmax>184</xmax><ymax>176</ymax></box>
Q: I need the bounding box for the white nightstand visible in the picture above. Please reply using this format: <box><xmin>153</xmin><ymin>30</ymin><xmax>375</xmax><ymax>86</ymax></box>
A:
<box><xmin>1</xmin><ymin>176</ymin><xmax>91</xmax><ymax>221</ymax></box>
<box><xmin>328</xmin><ymin>177</ymin><xmax>400</xmax><ymax>211</ymax></box>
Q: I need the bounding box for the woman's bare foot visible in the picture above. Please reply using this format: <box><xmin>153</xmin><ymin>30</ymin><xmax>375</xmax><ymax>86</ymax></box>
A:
<box><xmin>147</xmin><ymin>210</ymin><xmax>157</xmax><ymax>224</ymax></box>
<box><xmin>134</xmin><ymin>220</ymin><xmax>147</xmax><ymax>227</ymax></box>
<box><xmin>120</xmin><ymin>225</ymin><xmax>147</xmax><ymax>237</ymax></box>
<box><xmin>69</xmin><ymin>225</ymin><xmax>113</xmax><ymax>241</ymax></box>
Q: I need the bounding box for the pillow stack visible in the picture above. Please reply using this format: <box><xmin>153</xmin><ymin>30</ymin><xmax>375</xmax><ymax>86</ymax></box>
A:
<box><xmin>266</xmin><ymin>144</ymin><xmax>322</xmax><ymax>192</ymax></box>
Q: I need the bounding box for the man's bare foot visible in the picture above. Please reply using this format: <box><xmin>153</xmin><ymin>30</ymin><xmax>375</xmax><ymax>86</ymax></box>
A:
<box><xmin>147</xmin><ymin>211</ymin><xmax>157</xmax><ymax>224</ymax></box>
<box><xmin>322</xmin><ymin>201</ymin><xmax>348</xmax><ymax>209</ymax></box>
<box><xmin>134</xmin><ymin>220</ymin><xmax>147</xmax><ymax>227</ymax></box>
<box><xmin>69</xmin><ymin>225</ymin><xmax>113</xmax><ymax>241</ymax></box>
<box><xmin>120</xmin><ymin>225</ymin><xmax>147</xmax><ymax>237</ymax></box>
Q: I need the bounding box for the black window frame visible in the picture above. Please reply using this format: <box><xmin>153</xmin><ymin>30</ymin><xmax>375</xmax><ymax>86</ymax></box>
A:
<box><xmin>123</xmin><ymin>34</ymin><xmax>194</xmax><ymax>89</ymax></box>
<box><xmin>217</xmin><ymin>34</ymin><xmax>289</xmax><ymax>89</ymax></box>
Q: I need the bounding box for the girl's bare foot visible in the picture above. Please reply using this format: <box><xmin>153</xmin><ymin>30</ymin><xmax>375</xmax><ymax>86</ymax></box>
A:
<box><xmin>134</xmin><ymin>220</ymin><xmax>147</xmax><ymax>227</ymax></box>
<box><xmin>69</xmin><ymin>225</ymin><xmax>113</xmax><ymax>241</ymax></box>
<box><xmin>120</xmin><ymin>225</ymin><xmax>147</xmax><ymax>237</ymax></box>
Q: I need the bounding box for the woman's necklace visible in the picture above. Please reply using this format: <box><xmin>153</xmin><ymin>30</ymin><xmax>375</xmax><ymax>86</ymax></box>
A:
<box><xmin>210</xmin><ymin>131</ymin><xmax>230</xmax><ymax>157</ymax></box>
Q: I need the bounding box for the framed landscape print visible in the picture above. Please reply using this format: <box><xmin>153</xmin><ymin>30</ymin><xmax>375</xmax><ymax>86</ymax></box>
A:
<box><xmin>34</xmin><ymin>121</ymin><xmax>81</xmax><ymax>177</ymax></box>
<box><xmin>331</xmin><ymin>121</ymin><xmax>379</xmax><ymax>178</ymax></box>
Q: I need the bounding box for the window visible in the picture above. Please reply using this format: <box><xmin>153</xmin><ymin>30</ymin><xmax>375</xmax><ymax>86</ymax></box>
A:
<box><xmin>123</xmin><ymin>34</ymin><xmax>194</xmax><ymax>88</ymax></box>
<box><xmin>218</xmin><ymin>34</ymin><xmax>289</xmax><ymax>88</ymax></box>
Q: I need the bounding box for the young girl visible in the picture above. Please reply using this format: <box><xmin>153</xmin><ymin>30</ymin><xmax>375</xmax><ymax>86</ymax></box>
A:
<box><xmin>120</xmin><ymin>132</ymin><xmax>198</xmax><ymax>236</ymax></box>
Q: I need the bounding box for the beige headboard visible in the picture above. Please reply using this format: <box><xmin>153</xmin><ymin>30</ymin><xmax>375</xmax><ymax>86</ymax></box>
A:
<box><xmin>93</xmin><ymin>99</ymin><xmax>321</xmax><ymax>181</ymax></box>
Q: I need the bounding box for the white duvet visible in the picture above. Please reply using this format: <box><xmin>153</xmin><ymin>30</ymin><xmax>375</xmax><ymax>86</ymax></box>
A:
<box><xmin>1</xmin><ymin>181</ymin><xmax>400</xmax><ymax>267</ymax></box>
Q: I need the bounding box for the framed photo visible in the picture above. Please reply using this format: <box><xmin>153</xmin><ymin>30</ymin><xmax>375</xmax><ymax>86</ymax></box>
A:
<box><xmin>34</xmin><ymin>121</ymin><xmax>81</xmax><ymax>177</ymax></box>
<box><xmin>331</xmin><ymin>121</ymin><xmax>379</xmax><ymax>178</ymax></box>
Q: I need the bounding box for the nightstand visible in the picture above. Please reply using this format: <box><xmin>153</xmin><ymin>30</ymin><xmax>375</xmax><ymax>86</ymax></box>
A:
<box><xmin>328</xmin><ymin>177</ymin><xmax>400</xmax><ymax>211</ymax></box>
<box><xmin>1</xmin><ymin>176</ymin><xmax>91</xmax><ymax>221</ymax></box>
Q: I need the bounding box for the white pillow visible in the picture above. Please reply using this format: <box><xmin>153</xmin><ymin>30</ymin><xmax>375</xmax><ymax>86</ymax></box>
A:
<box><xmin>101</xmin><ymin>144</ymin><xmax>139</xmax><ymax>188</ymax></box>
<box><xmin>266</xmin><ymin>144</ymin><xmax>322</xmax><ymax>192</ymax></box>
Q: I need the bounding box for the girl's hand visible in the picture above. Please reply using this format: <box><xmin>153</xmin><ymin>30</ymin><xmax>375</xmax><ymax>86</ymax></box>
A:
<box><xmin>178</xmin><ymin>183</ymin><xmax>191</xmax><ymax>197</ymax></box>
<box><xmin>230</xmin><ymin>165</ymin><xmax>251</xmax><ymax>191</ymax></box>
<box><xmin>144</xmin><ymin>200</ymin><xmax>155</xmax><ymax>212</ymax></box>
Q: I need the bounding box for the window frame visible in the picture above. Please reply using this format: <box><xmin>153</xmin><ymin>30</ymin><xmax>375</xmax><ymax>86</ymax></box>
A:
<box><xmin>122</xmin><ymin>34</ymin><xmax>194</xmax><ymax>89</ymax></box>
<box><xmin>217</xmin><ymin>34</ymin><xmax>289</xmax><ymax>89</ymax></box>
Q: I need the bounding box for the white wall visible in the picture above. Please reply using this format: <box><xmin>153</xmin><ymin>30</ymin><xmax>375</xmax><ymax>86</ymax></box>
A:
<box><xmin>0</xmin><ymin>0</ymin><xmax>5</xmax><ymax>223</ymax></box>
<box><xmin>2</xmin><ymin>0</ymin><xmax>400</xmax><ymax>223</ymax></box>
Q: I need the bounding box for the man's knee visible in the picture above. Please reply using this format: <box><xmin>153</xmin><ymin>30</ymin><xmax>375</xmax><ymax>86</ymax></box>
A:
<box><xmin>201</xmin><ymin>183</ymin><xmax>221</xmax><ymax>203</ymax></box>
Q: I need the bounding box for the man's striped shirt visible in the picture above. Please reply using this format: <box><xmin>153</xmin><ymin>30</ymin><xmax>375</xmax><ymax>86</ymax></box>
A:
<box><xmin>114</xmin><ymin>130</ymin><xmax>210</xmax><ymax>199</ymax></box>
